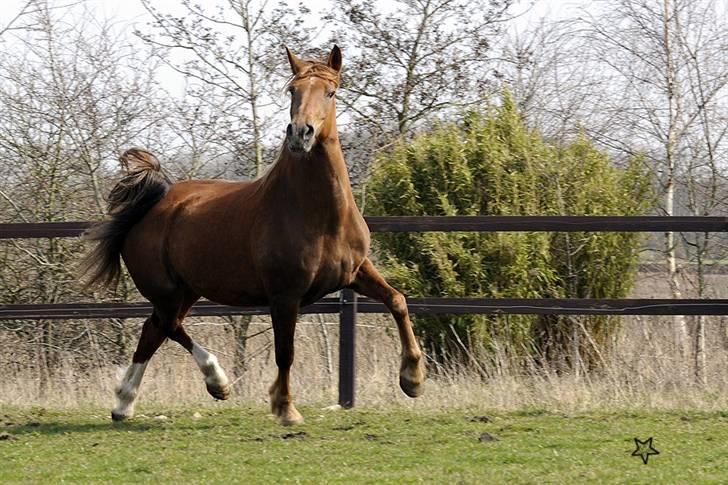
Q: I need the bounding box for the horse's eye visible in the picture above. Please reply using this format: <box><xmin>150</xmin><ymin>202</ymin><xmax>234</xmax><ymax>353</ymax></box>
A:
<box><xmin>288</xmin><ymin>86</ymin><xmax>296</xmax><ymax>95</ymax></box>
<box><xmin>327</xmin><ymin>90</ymin><xmax>336</xmax><ymax>98</ymax></box>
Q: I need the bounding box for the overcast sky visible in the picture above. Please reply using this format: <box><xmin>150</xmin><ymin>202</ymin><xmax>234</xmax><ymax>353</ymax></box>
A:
<box><xmin>1</xmin><ymin>0</ymin><xmax>579</xmax><ymax>96</ymax></box>
<box><xmin>1</xmin><ymin>0</ymin><xmax>588</xmax><ymax>129</ymax></box>
<box><xmin>3</xmin><ymin>0</ymin><xmax>582</xmax><ymax>37</ymax></box>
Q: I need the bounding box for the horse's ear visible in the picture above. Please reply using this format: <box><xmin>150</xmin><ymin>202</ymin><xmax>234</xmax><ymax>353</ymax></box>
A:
<box><xmin>285</xmin><ymin>45</ymin><xmax>304</xmax><ymax>75</ymax></box>
<box><xmin>327</xmin><ymin>45</ymin><xmax>342</xmax><ymax>73</ymax></box>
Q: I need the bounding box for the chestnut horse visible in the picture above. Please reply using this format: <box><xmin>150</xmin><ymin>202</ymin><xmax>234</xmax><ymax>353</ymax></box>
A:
<box><xmin>82</xmin><ymin>46</ymin><xmax>424</xmax><ymax>425</ymax></box>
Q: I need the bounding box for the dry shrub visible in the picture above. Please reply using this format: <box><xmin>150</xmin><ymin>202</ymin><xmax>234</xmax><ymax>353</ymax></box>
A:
<box><xmin>2</xmin><ymin>271</ymin><xmax>728</xmax><ymax>412</ymax></box>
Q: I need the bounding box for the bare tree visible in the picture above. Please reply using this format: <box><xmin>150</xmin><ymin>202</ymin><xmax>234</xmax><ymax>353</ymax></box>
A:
<box><xmin>676</xmin><ymin>4</ymin><xmax>728</xmax><ymax>382</ymax></box>
<box><xmin>138</xmin><ymin>0</ymin><xmax>314</xmax><ymax>178</ymax></box>
<box><xmin>496</xmin><ymin>20</ymin><xmax>612</xmax><ymax>144</ymax></box>
<box><xmin>0</xmin><ymin>0</ymin><xmax>58</xmax><ymax>39</ymax></box>
<box><xmin>499</xmin><ymin>0</ymin><xmax>728</xmax><ymax>381</ymax></box>
<box><xmin>585</xmin><ymin>0</ymin><xmax>728</xmax><ymax>375</ymax></box>
<box><xmin>331</xmin><ymin>0</ymin><xmax>515</xmax><ymax>140</ymax></box>
<box><xmin>0</xmin><ymin>3</ymin><xmax>167</xmax><ymax>384</ymax></box>
<box><xmin>160</xmin><ymin>89</ymin><xmax>247</xmax><ymax>180</ymax></box>
<box><xmin>1</xmin><ymin>0</ymin><xmax>89</xmax><ymax>40</ymax></box>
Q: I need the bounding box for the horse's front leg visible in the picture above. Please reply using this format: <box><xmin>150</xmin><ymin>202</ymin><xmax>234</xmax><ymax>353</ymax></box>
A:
<box><xmin>349</xmin><ymin>258</ymin><xmax>425</xmax><ymax>397</ymax></box>
<box><xmin>269</xmin><ymin>297</ymin><xmax>304</xmax><ymax>425</ymax></box>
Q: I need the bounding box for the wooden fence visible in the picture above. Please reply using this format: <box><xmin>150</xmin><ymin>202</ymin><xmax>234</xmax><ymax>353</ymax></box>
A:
<box><xmin>2</xmin><ymin>216</ymin><xmax>728</xmax><ymax>407</ymax></box>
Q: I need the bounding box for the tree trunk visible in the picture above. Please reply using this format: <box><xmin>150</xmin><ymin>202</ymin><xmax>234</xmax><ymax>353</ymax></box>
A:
<box><xmin>694</xmin><ymin>315</ymin><xmax>706</xmax><ymax>385</ymax></box>
<box><xmin>693</xmin><ymin>233</ymin><xmax>708</xmax><ymax>385</ymax></box>
<box><xmin>318</xmin><ymin>313</ymin><xmax>333</xmax><ymax>382</ymax></box>
<box><xmin>243</xmin><ymin>6</ymin><xmax>264</xmax><ymax>177</ymax></box>
<box><xmin>230</xmin><ymin>315</ymin><xmax>251</xmax><ymax>378</ymax></box>
<box><xmin>662</xmin><ymin>0</ymin><xmax>689</xmax><ymax>358</ymax></box>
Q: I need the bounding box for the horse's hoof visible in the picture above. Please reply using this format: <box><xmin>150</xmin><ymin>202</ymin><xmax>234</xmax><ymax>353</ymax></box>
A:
<box><xmin>206</xmin><ymin>383</ymin><xmax>231</xmax><ymax>401</ymax></box>
<box><xmin>279</xmin><ymin>409</ymin><xmax>304</xmax><ymax>426</ymax></box>
<box><xmin>111</xmin><ymin>411</ymin><xmax>132</xmax><ymax>422</ymax></box>
<box><xmin>399</xmin><ymin>375</ymin><xmax>424</xmax><ymax>398</ymax></box>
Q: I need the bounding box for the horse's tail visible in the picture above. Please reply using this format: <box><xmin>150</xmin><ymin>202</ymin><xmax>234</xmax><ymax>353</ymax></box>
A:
<box><xmin>80</xmin><ymin>148</ymin><xmax>171</xmax><ymax>289</ymax></box>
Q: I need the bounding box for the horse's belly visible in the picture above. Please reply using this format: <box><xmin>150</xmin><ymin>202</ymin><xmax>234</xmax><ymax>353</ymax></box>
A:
<box><xmin>182</xmin><ymin>256</ymin><xmax>267</xmax><ymax>304</ymax></box>
<box><xmin>168</xmin><ymin>235</ymin><xmax>267</xmax><ymax>305</ymax></box>
<box><xmin>189</xmin><ymin>275</ymin><xmax>268</xmax><ymax>307</ymax></box>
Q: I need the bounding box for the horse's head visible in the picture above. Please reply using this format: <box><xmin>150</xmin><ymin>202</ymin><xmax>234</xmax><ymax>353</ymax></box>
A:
<box><xmin>284</xmin><ymin>45</ymin><xmax>342</xmax><ymax>153</ymax></box>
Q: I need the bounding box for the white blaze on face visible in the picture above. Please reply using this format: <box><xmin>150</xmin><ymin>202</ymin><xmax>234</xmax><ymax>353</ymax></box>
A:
<box><xmin>191</xmin><ymin>343</ymin><xmax>229</xmax><ymax>390</ymax></box>
<box><xmin>112</xmin><ymin>361</ymin><xmax>148</xmax><ymax>419</ymax></box>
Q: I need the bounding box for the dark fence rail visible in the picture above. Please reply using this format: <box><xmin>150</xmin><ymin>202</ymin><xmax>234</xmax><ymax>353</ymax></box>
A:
<box><xmin>2</xmin><ymin>216</ymin><xmax>728</xmax><ymax>239</ymax></box>
<box><xmin>2</xmin><ymin>216</ymin><xmax>727</xmax><ymax>407</ymax></box>
<box><xmin>3</xmin><ymin>298</ymin><xmax>728</xmax><ymax>320</ymax></box>
<box><xmin>365</xmin><ymin>215</ymin><xmax>728</xmax><ymax>233</ymax></box>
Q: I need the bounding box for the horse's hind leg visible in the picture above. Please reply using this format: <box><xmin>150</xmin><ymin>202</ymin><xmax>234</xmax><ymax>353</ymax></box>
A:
<box><xmin>112</xmin><ymin>312</ymin><xmax>166</xmax><ymax>421</ymax></box>
<box><xmin>164</xmin><ymin>303</ymin><xmax>231</xmax><ymax>401</ymax></box>
<box><xmin>111</xmin><ymin>296</ymin><xmax>231</xmax><ymax>421</ymax></box>
<box><xmin>349</xmin><ymin>258</ymin><xmax>425</xmax><ymax>398</ymax></box>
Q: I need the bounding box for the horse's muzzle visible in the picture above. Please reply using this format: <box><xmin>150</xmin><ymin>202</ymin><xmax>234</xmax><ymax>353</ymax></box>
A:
<box><xmin>287</xmin><ymin>123</ymin><xmax>314</xmax><ymax>153</ymax></box>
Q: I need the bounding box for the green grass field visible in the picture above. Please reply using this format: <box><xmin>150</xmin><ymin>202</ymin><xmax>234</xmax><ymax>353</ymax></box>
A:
<box><xmin>1</xmin><ymin>405</ymin><xmax>727</xmax><ymax>484</ymax></box>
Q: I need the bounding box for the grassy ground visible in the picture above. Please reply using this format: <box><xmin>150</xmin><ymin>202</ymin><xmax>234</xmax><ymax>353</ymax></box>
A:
<box><xmin>1</xmin><ymin>405</ymin><xmax>727</xmax><ymax>484</ymax></box>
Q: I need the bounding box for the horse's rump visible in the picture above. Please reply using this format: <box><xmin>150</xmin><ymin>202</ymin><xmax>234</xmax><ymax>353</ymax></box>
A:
<box><xmin>80</xmin><ymin>148</ymin><xmax>171</xmax><ymax>288</ymax></box>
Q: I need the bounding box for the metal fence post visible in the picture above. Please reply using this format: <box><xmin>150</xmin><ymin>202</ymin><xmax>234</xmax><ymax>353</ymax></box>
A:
<box><xmin>338</xmin><ymin>288</ymin><xmax>357</xmax><ymax>408</ymax></box>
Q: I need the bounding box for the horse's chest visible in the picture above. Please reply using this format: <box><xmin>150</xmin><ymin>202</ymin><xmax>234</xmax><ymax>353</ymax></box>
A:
<box><xmin>312</xmin><ymin>232</ymin><xmax>366</xmax><ymax>282</ymax></box>
<box><xmin>258</xmin><ymin>222</ymin><xmax>368</xmax><ymax>298</ymax></box>
<box><xmin>302</xmin><ymin>247</ymin><xmax>361</xmax><ymax>302</ymax></box>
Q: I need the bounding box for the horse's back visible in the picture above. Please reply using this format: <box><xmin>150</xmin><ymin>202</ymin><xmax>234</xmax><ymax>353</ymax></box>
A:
<box><xmin>168</xmin><ymin>178</ymin><xmax>255</xmax><ymax>199</ymax></box>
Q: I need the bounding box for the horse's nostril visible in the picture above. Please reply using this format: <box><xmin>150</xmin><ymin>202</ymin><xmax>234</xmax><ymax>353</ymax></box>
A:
<box><xmin>291</xmin><ymin>123</ymin><xmax>314</xmax><ymax>143</ymax></box>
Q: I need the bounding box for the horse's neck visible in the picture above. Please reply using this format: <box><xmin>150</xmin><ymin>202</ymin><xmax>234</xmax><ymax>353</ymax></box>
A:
<box><xmin>265</xmin><ymin>134</ymin><xmax>355</xmax><ymax>214</ymax></box>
